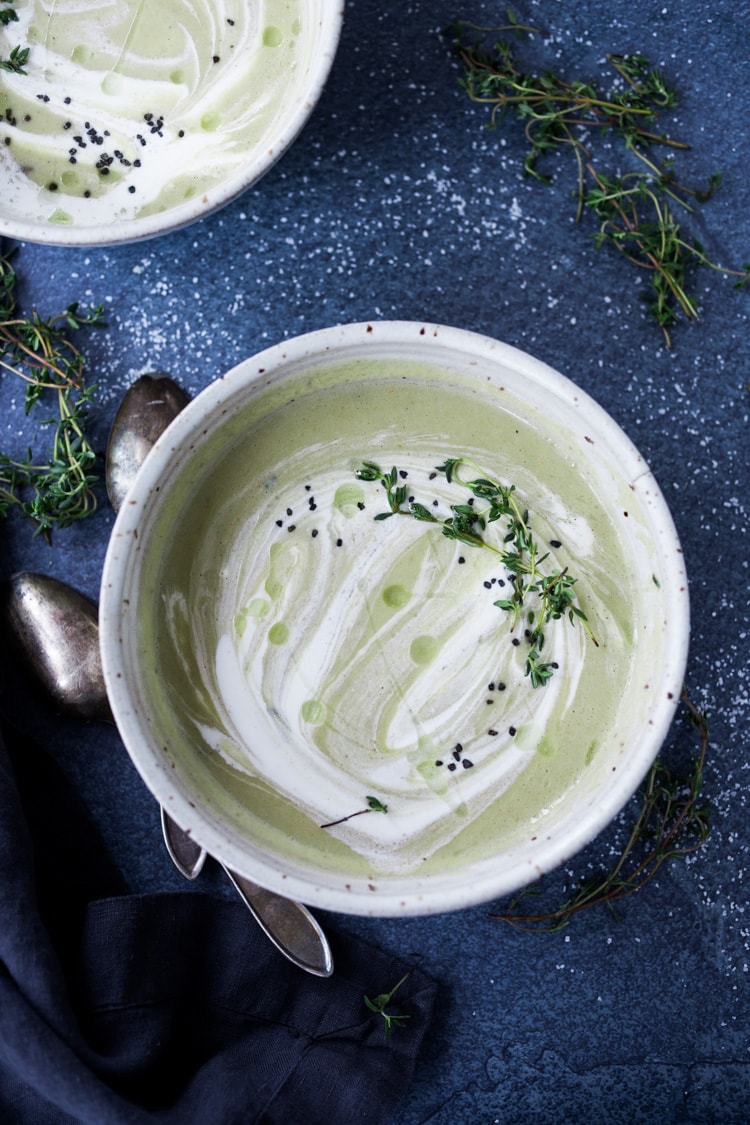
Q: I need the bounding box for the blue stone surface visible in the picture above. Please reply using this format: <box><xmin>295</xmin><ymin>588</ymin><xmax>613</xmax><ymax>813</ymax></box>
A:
<box><xmin>1</xmin><ymin>2</ymin><xmax>748</xmax><ymax>1121</ymax></box>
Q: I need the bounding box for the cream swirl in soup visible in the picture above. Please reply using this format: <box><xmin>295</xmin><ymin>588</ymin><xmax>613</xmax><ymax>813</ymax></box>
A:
<box><xmin>152</xmin><ymin>364</ymin><xmax>636</xmax><ymax>876</ymax></box>
<box><xmin>1</xmin><ymin>0</ymin><xmax>307</xmax><ymax>227</ymax></box>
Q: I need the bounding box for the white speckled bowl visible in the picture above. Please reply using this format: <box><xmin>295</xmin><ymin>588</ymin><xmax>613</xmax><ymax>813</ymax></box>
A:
<box><xmin>100</xmin><ymin>322</ymin><xmax>690</xmax><ymax>917</ymax></box>
<box><xmin>0</xmin><ymin>1</ymin><xmax>343</xmax><ymax>246</ymax></box>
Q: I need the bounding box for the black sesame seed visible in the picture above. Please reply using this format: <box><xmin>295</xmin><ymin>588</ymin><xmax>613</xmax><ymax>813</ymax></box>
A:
<box><xmin>550</xmin><ymin>539</ymin><xmax>562</xmax><ymax>548</ymax></box>
<box><xmin>435</xmin><ymin>759</ymin><xmax>443</xmax><ymax>767</ymax></box>
<box><xmin>512</xmin><ymin>638</ymin><xmax>520</xmax><ymax>647</ymax></box>
<box><xmin>288</xmin><ymin>525</ymin><xmax>296</xmax><ymax>533</ymax></box>
<box><xmin>429</xmin><ymin>471</ymin><xmax>437</xmax><ymax>479</ymax></box>
<box><xmin>483</xmin><ymin>580</ymin><xmax>492</xmax><ymax>589</ymax></box>
<box><xmin>458</xmin><ymin>556</ymin><xmax>465</xmax><ymax>565</ymax></box>
<box><xmin>286</xmin><ymin>508</ymin><xmax>293</xmax><ymax>516</ymax></box>
<box><xmin>452</xmin><ymin>748</ymin><xmax>461</xmax><ymax>761</ymax></box>
<box><xmin>336</xmin><ymin>538</ymin><xmax>343</xmax><ymax>547</ymax></box>
<box><xmin>497</xmin><ymin>682</ymin><xmax>506</xmax><ymax>691</ymax></box>
<box><xmin>488</xmin><ymin>729</ymin><xmax>498</xmax><ymax>736</ymax></box>
<box><xmin>275</xmin><ymin>519</ymin><xmax>283</xmax><ymax>527</ymax></box>
<box><xmin>399</xmin><ymin>470</ymin><xmax>408</xmax><ymax>479</ymax></box>
<box><xmin>357</xmin><ymin>501</ymin><xmax>365</xmax><ymax>510</ymax></box>
<box><xmin>48</xmin><ymin>182</ymin><xmax>58</xmax><ymax>191</ymax></box>
<box><xmin>64</xmin><ymin>96</ymin><xmax>71</xmax><ymax>105</ymax></box>
<box><xmin>128</xmin><ymin>185</ymin><xmax>136</xmax><ymax>193</ymax></box>
<box><xmin>178</xmin><ymin>129</ymin><xmax>185</xmax><ymax>138</ymax></box>
<box><xmin>305</xmin><ymin>484</ymin><xmax>312</xmax><ymax>491</ymax></box>
<box><xmin>63</xmin><ymin>121</ymin><xmax>71</xmax><ymax>130</ymax></box>
<box><xmin>311</xmin><ymin>528</ymin><xmax>319</xmax><ymax>538</ymax></box>
<box><xmin>455</xmin><ymin>743</ymin><xmax>463</xmax><ymax>752</ymax></box>
<box><xmin>447</xmin><ymin>762</ymin><xmax>457</xmax><ymax>772</ymax></box>
<box><xmin>462</xmin><ymin>759</ymin><xmax>474</xmax><ymax>769</ymax></box>
<box><xmin>509</xmin><ymin>726</ymin><xmax>517</xmax><ymax>736</ymax></box>
<box><xmin>212</xmin><ymin>55</ymin><xmax>220</xmax><ymax>64</ymax></box>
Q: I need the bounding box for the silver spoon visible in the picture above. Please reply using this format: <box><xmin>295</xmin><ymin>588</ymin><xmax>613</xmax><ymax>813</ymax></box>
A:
<box><xmin>105</xmin><ymin>375</ymin><xmax>205</xmax><ymax>880</ymax></box>
<box><xmin>0</xmin><ymin>570</ymin><xmax>334</xmax><ymax>978</ymax></box>
<box><xmin>105</xmin><ymin>375</ymin><xmax>333</xmax><ymax>976</ymax></box>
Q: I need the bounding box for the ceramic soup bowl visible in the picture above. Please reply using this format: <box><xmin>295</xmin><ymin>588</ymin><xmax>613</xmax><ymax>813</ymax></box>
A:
<box><xmin>0</xmin><ymin>0</ymin><xmax>343</xmax><ymax>245</ymax></box>
<box><xmin>100</xmin><ymin>322</ymin><xmax>689</xmax><ymax>916</ymax></box>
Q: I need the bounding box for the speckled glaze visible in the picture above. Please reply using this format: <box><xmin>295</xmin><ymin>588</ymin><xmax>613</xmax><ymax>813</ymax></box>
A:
<box><xmin>0</xmin><ymin>0</ymin><xmax>343</xmax><ymax>245</ymax></box>
<box><xmin>99</xmin><ymin>321</ymin><xmax>689</xmax><ymax>916</ymax></box>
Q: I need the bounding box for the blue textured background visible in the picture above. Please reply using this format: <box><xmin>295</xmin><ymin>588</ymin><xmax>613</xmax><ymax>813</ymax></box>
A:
<box><xmin>2</xmin><ymin>2</ymin><xmax>749</xmax><ymax>1121</ymax></box>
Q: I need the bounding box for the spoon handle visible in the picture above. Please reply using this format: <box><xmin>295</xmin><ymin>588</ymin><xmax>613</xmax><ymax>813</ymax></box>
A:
<box><xmin>220</xmin><ymin>865</ymin><xmax>334</xmax><ymax>978</ymax></box>
<box><xmin>160</xmin><ymin>805</ymin><xmax>207</xmax><ymax>880</ymax></box>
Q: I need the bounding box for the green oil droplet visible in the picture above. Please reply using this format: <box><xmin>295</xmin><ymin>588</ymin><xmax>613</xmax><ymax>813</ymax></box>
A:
<box><xmin>333</xmin><ymin>482</ymin><xmax>365</xmax><ymax>518</ymax></box>
<box><xmin>248</xmin><ymin>598</ymin><xmax>271</xmax><ymax>618</ymax></box>
<box><xmin>301</xmin><ymin>699</ymin><xmax>326</xmax><ymax>724</ymax></box>
<box><xmin>48</xmin><ymin>209</ymin><xmax>73</xmax><ymax>225</ymax></box>
<box><xmin>410</xmin><ymin>635</ymin><xmax>439</xmax><ymax>665</ymax></box>
<box><xmin>262</xmin><ymin>25</ymin><xmax>283</xmax><ymax>47</ymax></box>
<box><xmin>170</xmin><ymin>69</ymin><xmax>185</xmax><ymax>84</ymax></box>
<box><xmin>383</xmin><ymin>584</ymin><xmax>410</xmax><ymax>608</ymax></box>
<box><xmin>201</xmin><ymin>110</ymin><xmax>221</xmax><ymax>131</ymax></box>
<box><xmin>536</xmin><ymin>736</ymin><xmax>555</xmax><ymax>758</ymax></box>
<box><xmin>268</xmin><ymin>622</ymin><xmax>289</xmax><ymax>645</ymax></box>
<box><xmin>101</xmin><ymin>72</ymin><xmax>122</xmax><ymax>95</ymax></box>
<box><xmin>71</xmin><ymin>45</ymin><xmax>90</xmax><ymax>64</ymax></box>
<box><xmin>234</xmin><ymin>608</ymin><xmax>249</xmax><ymax>635</ymax></box>
<box><xmin>291</xmin><ymin>18</ymin><xmax>302</xmax><ymax>35</ymax></box>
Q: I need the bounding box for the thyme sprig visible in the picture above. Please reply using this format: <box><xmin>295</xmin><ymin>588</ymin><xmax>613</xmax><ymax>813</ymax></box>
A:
<box><xmin>364</xmin><ymin>965</ymin><xmax>417</xmax><ymax>1039</ymax></box>
<box><xmin>0</xmin><ymin>2</ymin><xmax>28</xmax><ymax>74</ymax></box>
<box><xmin>0</xmin><ymin>246</ymin><xmax>104</xmax><ymax>534</ymax></box>
<box><xmin>447</xmin><ymin>17</ymin><xmax>750</xmax><ymax>345</ymax></box>
<box><xmin>320</xmin><ymin>795</ymin><xmax>389</xmax><ymax>830</ymax></box>
<box><xmin>356</xmin><ymin>457</ymin><xmax>596</xmax><ymax>687</ymax></box>
<box><xmin>492</xmin><ymin>689</ymin><xmax>710</xmax><ymax>930</ymax></box>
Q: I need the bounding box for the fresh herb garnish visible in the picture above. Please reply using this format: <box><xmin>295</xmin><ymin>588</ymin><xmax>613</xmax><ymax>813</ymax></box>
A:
<box><xmin>492</xmin><ymin>688</ymin><xmax>710</xmax><ymax>930</ymax></box>
<box><xmin>320</xmin><ymin>794</ymin><xmax>389</xmax><ymax>830</ymax></box>
<box><xmin>0</xmin><ymin>2</ymin><xmax>28</xmax><ymax>74</ymax></box>
<box><xmin>447</xmin><ymin>15</ymin><xmax>750</xmax><ymax>345</ymax></box>
<box><xmin>0</xmin><ymin>245</ymin><xmax>104</xmax><ymax>535</ymax></box>
<box><xmin>364</xmin><ymin>965</ymin><xmax>416</xmax><ymax>1039</ymax></box>
<box><xmin>356</xmin><ymin>457</ymin><xmax>596</xmax><ymax>686</ymax></box>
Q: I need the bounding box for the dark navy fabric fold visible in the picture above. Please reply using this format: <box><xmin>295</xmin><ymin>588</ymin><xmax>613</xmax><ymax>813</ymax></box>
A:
<box><xmin>0</xmin><ymin>722</ymin><xmax>437</xmax><ymax>1124</ymax></box>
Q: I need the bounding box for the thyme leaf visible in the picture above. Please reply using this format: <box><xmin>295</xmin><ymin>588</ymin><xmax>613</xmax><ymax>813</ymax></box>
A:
<box><xmin>0</xmin><ymin>2</ymin><xmax>28</xmax><ymax>73</ymax></box>
<box><xmin>0</xmin><ymin>245</ymin><xmax>104</xmax><ymax>535</ymax></box>
<box><xmin>320</xmin><ymin>794</ymin><xmax>389</xmax><ymax>829</ymax></box>
<box><xmin>364</xmin><ymin>964</ymin><xmax>417</xmax><ymax>1039</ymax></box>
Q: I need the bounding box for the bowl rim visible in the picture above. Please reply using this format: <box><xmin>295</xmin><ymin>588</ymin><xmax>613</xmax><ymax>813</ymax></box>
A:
<box><xmin>100</xmin><ymin>320</ymin><xmax>691</xmax><ymax>916</ymax></box>
<box><xmin>0</xmin><ymin>2</ymin><xmax>345</xmax><ymax>247</ymax></box>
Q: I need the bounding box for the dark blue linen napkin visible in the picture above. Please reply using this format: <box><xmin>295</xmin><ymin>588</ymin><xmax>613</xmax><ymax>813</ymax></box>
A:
<box><xmin>0</xmin><ymin>720</ymin><xmax>437</xmax><ymax>1124</ymax></box>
